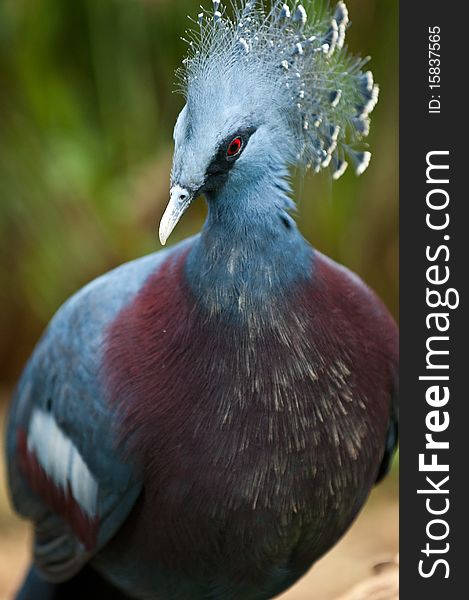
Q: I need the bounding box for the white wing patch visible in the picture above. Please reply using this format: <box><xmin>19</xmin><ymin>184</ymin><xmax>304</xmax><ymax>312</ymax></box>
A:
<box><xmin>27</xmin><ymin>408</ymin><xmax>98</xmax><ymax>518</ymax></box>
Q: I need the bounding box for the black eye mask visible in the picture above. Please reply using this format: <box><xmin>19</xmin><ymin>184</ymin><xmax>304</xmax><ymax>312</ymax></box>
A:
<box><xmin>203</xmin><ymin>126</ymin><xmax>257</xmax><ymax>191</ymax></box>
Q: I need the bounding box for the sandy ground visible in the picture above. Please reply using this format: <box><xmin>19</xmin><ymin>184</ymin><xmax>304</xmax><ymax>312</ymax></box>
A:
<box><xmin>0</xmin><ymin>405</ymin><xmax>398</xmax><ymax>600</ymax></box>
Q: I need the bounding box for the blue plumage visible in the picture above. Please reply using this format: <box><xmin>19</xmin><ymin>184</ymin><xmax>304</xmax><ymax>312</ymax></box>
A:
<box><xmin>6</xmin><ymin>2</ymin><xmax>398</xmax><ymax>599</ymax></box>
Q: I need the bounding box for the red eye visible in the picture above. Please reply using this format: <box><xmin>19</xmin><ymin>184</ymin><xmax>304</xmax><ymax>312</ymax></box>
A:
<box><xmin>227</xmin><ymin>137</ymin><xmax>243</xmax><ymax>157</ymax></box>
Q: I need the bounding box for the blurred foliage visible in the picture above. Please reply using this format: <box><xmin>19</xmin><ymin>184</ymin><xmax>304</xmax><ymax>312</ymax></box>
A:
<box><xmin>0</xmin><ymin>0</ymin><xmax>398</xmax><ymax>385</ymax></box>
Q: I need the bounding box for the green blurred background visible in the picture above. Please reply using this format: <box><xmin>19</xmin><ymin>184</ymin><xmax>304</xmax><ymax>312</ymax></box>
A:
<box><xmin>0</xmin><ymin>1</ymin><xmax>398</xmax><ymax>596</ymax></box>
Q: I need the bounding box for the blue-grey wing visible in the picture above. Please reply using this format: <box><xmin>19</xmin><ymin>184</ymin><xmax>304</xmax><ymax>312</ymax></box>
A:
<box><xmin>5</xmin><ymin>243</ymin><xmax>186</xmax><ymax>582</ymax></box>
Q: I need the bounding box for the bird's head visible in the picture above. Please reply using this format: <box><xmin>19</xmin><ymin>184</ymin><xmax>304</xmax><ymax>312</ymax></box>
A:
<box><xmin>160</xmin><ymin>0</ymin><xmax>379</xmax><ymax>245</ymax></box>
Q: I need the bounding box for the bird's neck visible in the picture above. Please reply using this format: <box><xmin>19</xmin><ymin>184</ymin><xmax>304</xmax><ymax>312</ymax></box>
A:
<box><xmin>185</xmin><ymin>172</ymin><xmax>312</xmax><ymax>320</ymax></box>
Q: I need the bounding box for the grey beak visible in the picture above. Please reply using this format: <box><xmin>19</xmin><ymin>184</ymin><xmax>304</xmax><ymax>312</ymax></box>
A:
<box><xmin>159</xmin><ymin>185</ymin><xmax>193</xmax><ymax>246</ymax></box>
